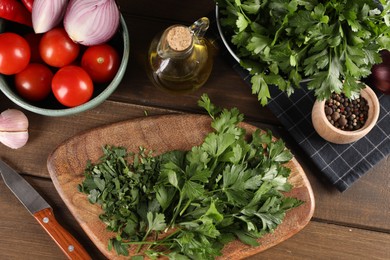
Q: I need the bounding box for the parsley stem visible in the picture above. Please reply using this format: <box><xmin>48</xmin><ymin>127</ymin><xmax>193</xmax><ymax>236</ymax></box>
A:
<box><xmin>207</xmin><ymin>188</ymin><xmax>224</xmax><ymax>194</ymax></box>
<box><xmin>136</xmin><ymin>230</ymin><xmax>151</xmax><ymax>253</ymax></box>
<box><xmin>122</xmin><ymin>241</ymin><xmax>170</xmax><ymax>246</ymax></box>
<box><xmin>155</xmin><ymin>228</ymin><xmax>182</xmax><ymax>246</ymax></box>
<box><xmin>179</xmin><ymin>199</ymin><xmax>192</xmax><ymax>216</ymax></box>
<box><xmin>169</xmin><ymin>193</ymin><xmax>184</xmax><ymax>227</ymax></box>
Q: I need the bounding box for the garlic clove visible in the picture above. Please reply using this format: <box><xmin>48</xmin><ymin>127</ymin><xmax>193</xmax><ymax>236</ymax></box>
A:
<box><xmin>0</xmin><ymin>109</ymin><xmax>29</xmax><ymax>132</ymax></box>
<box><xmin>0</xmin><ymin>131</ymin><xmax>29</xmax><ymax>149</ymax></box>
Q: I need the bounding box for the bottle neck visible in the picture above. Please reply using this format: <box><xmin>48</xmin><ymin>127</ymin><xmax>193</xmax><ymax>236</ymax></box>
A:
<box><xmin>157</xmin><ymin>25</ymin><xmax>194</xmax><ymax>59</ymax></box>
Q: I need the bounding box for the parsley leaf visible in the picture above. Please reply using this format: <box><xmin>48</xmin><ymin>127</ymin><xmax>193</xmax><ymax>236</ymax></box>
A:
<box><xmin>146</xmin><ymin>212</ymin><xmax>166</xmax><ymax>232</ymax></box>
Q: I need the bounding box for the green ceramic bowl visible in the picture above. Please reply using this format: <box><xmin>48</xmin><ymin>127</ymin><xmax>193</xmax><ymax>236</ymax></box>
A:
<box><xmin>0</xmin><ymin>15</ymin><xmax>129</xmax><ymax>117</ymax></box>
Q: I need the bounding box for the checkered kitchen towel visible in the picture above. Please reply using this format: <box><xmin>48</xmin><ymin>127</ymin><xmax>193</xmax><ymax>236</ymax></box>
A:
<box><xmin>231</xmin><ymin>60</ymin><xmax>390</xmax><ymax>192</ymax></box>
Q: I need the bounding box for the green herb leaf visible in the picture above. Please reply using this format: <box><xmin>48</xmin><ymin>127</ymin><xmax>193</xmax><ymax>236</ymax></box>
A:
<box><xmin>146</xmin><ymin>212</ymin><xmax>166</xmax><ymax>232</ymax></box>
<box><xmin>234</xmin><ymin>230</ymin><xmax>260</xmax><ymax>247</ymax></box>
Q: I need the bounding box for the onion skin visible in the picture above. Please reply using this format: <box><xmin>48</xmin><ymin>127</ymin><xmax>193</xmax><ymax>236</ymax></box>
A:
<box><xmin>32</xmin><ymin>0</ymin><xmax>68</xmax><ymax>34</ymax></box>
<box><xmin>371</xmin><ymin>65</ymin><xmax>390</xmax><ymax>94</ymax></box>
<box><xmin>64</xmin><ymin>0</ymin><xmax>120</xmax><ymax>46</ymax></box>
<box><xmin>371</xmin><ymin>50</ymin><xmax>390</xmax><ymax>95</ymax></box>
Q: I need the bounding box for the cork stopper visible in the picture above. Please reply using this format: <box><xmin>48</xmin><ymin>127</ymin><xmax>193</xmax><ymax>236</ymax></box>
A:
<box><xmin>166</xmin><ymin>26</ymin><xmax>192</xmax><ymax>51</ymax></box>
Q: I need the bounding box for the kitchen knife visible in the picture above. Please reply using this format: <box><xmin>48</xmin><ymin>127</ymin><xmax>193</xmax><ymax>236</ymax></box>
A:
<box><xmin>0</xmin><ymin>159</ymin><xmax>91</xmax><ymax>260</ymax></box>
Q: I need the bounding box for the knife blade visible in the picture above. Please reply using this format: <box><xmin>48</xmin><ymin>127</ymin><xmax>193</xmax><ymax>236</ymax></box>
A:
<box><xmin>0</xmin><ymin>159</ymin><xmax>91</xmax><ymax>260</ymax></box>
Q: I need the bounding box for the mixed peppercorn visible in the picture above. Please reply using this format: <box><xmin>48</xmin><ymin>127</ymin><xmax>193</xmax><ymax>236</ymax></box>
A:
<box><xmin>324</xmin><ymin>93</ymin><xmax>369</xmax><ymax>131</ymax></box>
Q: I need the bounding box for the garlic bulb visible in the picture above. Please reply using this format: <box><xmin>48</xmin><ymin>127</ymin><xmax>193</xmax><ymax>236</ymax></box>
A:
<box><xmin>0</xmin><ymin>109</ymin><xmax>29</xmax><ymax>149</ymax></box>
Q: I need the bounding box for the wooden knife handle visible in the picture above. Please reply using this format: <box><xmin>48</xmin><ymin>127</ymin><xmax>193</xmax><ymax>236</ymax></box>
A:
<box><xmin>33</xmin><ymin>208</ymin><xmax>91</xmax><ymax>260</ymax></box>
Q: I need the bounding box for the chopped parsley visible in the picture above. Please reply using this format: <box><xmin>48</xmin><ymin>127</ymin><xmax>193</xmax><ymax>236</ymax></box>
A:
<box><xmin>78</xmin><ymin>94</ymin><xmax>303</xmax><ymax>259</ymax></box>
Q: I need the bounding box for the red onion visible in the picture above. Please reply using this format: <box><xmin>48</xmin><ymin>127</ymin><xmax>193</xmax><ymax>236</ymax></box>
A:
<box><xmin>64</xmin><ymin>0</ymin><xmax>120</xmax><ymax>46</ymax></box>
<box><xmin>371</xmin><ymin>50</ymin><xmax>390</xmax><ymax>95</ymax></box>
<box><xmin>32</xmin><ymin>0</ymin><xmax>68</xmax><ymax>34</ymax></box>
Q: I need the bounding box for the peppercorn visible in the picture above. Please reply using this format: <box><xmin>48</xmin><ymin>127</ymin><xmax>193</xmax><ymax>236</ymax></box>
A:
<box><xmin>331</xmin><ymin>111</ymin><xmax>340</xmax><ymax>121</ymax></box>
<box><xmin>338</xmin><ymin>116</ymin><xmax>347</xmax><ymax>127</ymax></box>
<box><xmin>324</xmin><ymin>93</ymin><xmax>369</xmax><ymax>131</ymax></box>
<box><xmin>325</xmin><ymin>106</ymin><xmax>333</xmax><ymax>115</ymax></box>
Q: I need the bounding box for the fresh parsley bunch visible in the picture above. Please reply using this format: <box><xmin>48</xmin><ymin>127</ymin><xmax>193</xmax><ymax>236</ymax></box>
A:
<box><xmin>79</xmin><ymin>94</ymin><xmax>303</xmax><ymax>259</ymax></box>
<box><xmin>217</xmin><ymin>0</ymin><xmax>390</xmax><ymax>105</ymax></box>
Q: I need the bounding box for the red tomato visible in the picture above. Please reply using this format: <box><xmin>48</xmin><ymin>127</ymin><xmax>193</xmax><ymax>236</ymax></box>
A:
<box><xmin>81</xmin><ymin>44</ymin><xmax>120</xmax><ymax>83</ymax></box>
<box><xmin>0</xmin><ymin>33</ymin><xmax>31</xmax><ymax>75</ymax></box>
<box><xmin>15</xmin><ymin>63</ymin><xmax>53</xmax><ymax>102</ymax></box>
<box><xmin>52</xmin><ymin>66</ymin><xmax>94</xmax><ymax>107</ymax></box>
<box><xmin>40</xmin><ymin>28</ymin><xmax>80</xmax><ymax>67</ymax></box>
<box><xmin>24</xmin><ymin>33</ymin><xmax>43</xmax><ymax>63</ymax></box>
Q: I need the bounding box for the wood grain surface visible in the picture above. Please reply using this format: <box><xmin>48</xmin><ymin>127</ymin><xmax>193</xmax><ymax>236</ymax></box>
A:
<box><xmin>0</xmin><ymin>0</ymin><xmax>389</xmax><ymax>259</ymax></box>
<box><xmin>47</xmin><ymin>114</ymin><xmax>314</xmax><ymax>259</ymax></box>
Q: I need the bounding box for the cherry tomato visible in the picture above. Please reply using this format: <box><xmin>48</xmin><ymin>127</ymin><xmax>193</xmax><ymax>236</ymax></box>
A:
<box><xmin>52</xmin><ymin>66</ymin><xmax>94</xmax><ymax>107</ymax></box>
<box><xmin>81</xmin><ymin>44</ymin><xmax>120</xmax><ymax>83</ymax></box>
<box><xmin>40</xmin><ymin>28</ymin><xmax>80</xmax><ymax>67</ymax></box>
<box><xmin>24</xmin><ymin>33</ymin><xmax>43</xmax><ymax>63</ymax></box>
<box><xmin>15</xmin><ymin>63</ymin><xmax>53</xmax><ymax>102</ymax></box>
<box><xmin>0</xmin><ymin>33</ymin><xmax>31</xmax><ymax>75</ymax></box>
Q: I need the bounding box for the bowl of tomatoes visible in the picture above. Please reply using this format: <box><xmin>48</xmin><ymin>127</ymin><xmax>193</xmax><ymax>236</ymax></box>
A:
<box><xmin>0</xmin><ymin>15</ymin><xmax>129</xmax><ymax>117</ymax></box>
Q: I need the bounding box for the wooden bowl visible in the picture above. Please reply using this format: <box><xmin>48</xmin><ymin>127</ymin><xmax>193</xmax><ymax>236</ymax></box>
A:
<box><xmin>311</xmin><ymin>86</ymin><xmax>380</xmax><ymax>144</ymax></box>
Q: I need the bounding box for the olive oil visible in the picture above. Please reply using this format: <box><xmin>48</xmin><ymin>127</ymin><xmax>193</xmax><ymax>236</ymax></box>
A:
<box><xmin>146</xmin><ymin>18</ymin><xmax>214</xmax><ymax>93</ymax></box>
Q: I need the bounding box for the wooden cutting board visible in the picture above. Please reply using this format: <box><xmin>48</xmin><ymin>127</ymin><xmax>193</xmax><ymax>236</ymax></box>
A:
<box><xmin>47</xmin><ymin>114</ymin><xmax>315</xmax><ymax>259</ymax></box>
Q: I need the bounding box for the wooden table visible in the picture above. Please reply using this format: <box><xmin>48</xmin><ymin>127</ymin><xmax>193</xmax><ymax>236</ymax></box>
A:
<box><xmin>0</xmin><ymin>1</ymin><xmax>389</xmax><ymax>259</ymax></box>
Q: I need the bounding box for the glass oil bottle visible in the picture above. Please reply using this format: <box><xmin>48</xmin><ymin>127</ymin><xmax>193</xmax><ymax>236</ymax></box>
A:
<box><xmin>146</xmin><ymin>17</ymin><xmax>214</xmax><ymax>93</ymax></box>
